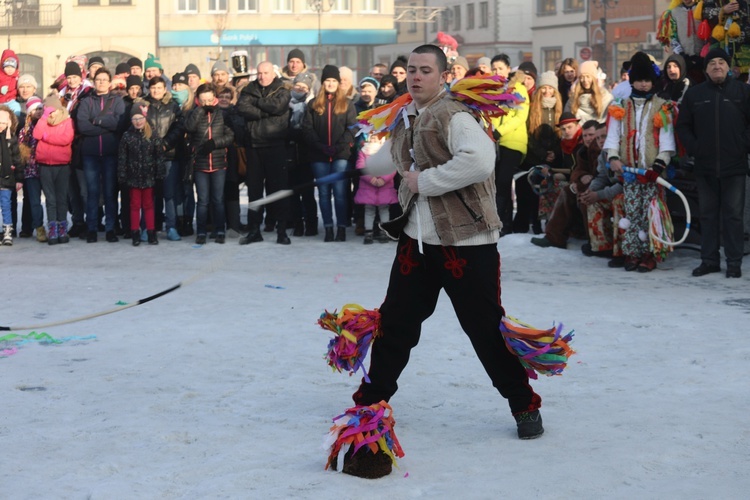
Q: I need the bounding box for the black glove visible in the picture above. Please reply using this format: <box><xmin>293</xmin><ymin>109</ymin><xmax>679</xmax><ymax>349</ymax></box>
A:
<box><xmin>203</xmin><ymin>105</ymin><xmax>215</xmax><ymax>113</ymax></box>
<box><xmin>198</xmin><ymin>139</ymin><xmax>215</xmax><ymax>155</ymax></box>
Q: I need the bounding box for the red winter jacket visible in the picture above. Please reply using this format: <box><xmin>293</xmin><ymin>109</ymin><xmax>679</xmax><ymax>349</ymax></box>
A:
<box><xmin>33</xmin><ymin>110</ymin><xmax>75</xmax><ymax>166</ymax></box>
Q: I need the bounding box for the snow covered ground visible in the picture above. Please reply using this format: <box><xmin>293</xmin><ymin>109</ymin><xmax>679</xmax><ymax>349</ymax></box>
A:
<box><xmin>2</xmin><ymin>229</ymin><xmax>749</xmax><ymax>499</ymax></box>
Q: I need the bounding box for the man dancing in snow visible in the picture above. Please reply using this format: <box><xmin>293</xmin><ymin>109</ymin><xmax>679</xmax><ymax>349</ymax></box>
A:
<box><xmin>336</xmin><ymin>44</ymin><xmax>544</xmax><ymax>478</ymax></box>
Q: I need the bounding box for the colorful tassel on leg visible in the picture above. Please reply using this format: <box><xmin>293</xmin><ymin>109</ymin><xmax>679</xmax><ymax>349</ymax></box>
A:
<box><xmin>318</xmin><ymin>304</ymin><xmax>381</xmax><ymax>381</ymax></box>
<box><xmin>500</xmin><ymin>317</ymin><xmax>575</xmax><ymax>379</ymax></box>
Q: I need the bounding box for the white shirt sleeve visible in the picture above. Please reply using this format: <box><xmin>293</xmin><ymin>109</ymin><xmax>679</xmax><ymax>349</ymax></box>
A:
<box><xmin>417</xmin><ymin>112</ymin><xmax>496</xmax><ymax>196</ymax></box>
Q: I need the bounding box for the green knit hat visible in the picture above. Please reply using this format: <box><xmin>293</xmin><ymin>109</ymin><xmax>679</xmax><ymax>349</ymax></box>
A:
<box><xmin>144</xmin><ymin>53</ymin><xmax>163</xmax><ymax>71</ymax></box>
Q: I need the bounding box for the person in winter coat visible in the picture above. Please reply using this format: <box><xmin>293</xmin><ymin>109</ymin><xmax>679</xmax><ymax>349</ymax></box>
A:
<box><xmin>0</xmin><ymin>49</ymin><xmax>21</xmax><ymax>116</ymax></box>
<box><xmin>217</xmin><ymin>84</ymin><xmax>247</xmax><ymax>238</ymax></box>
<box><xmin>565</xmin><ymin>60</ymin><xmax>613</xmax><ymax>124</ymax></box>
<box><xmin>489</xmin><ymin>71</ymin><xmax>529</xmax><ymax>235</ymax></box>
<box><xmin>286</xmin><ymin>72</ymin><xmax>318</xmax><ymax>238</ymax></box>
<box><xmin>236</xmin><ymin>61</ymin><xmax>292</xmax><ymax>245</ymax></box>
<box><xmin>145</xmin><ymin>76</ymin><xmax>184</xmax><ymax>241</ymax></box>
<box><xmin>75</xmin><ymin>68</ymin><xmax>126</xmax><ymax>243</ymax></box>
<box><xmin>354</xmin><ymin>136</ymin><xmax>397</xmax><ymax>244</ymax></box>
<box><xmin>0</xmin><ymin>105</ymin><xmax>21</xmax><ymax>245</ymax></box>
<box><xmin>658</xmin><ymin>53</ymin><xmax>690</xmax><ymax>104</ymax></box>
<box><xmin>18</xmin><ymin>96</ymin><xmax>45</xmax><ymax>242</ymax></box>
<box><xmin>32</xmin><ymin>93</ymin><xmax>75</xmax><ymax>245</ymax></box>
<box><xmin>676</xmin><ymin>48</ymin><xmax>750</xmax><ymax>278</ymax></box>
<box><xmin>118</xmin><ymin>101</ymin><xmax>165</xmax><ymax>246</ymax></box>
<box><xmin>183</xmin><ymin>82</ymin><xmax>234</xmax><ymax>244</ymax></box>
<box><xmin>302</xmin><ymin>65</ymin><xmax>357</xmax><ymax>242</ymax></box>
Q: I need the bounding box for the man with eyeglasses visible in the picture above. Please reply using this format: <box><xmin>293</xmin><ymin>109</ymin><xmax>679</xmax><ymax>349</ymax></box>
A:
<box><xmin>75</xmin><ymin>68</ymin><xmax>126</xmax><ymax>243</ymax></box>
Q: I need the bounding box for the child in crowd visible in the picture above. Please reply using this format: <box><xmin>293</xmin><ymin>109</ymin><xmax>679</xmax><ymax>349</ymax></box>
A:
<box><xmin>0</xmin><ymin>50</ymin><xmax>21</xmax><ymax>116</ymax></box>
<box><xmin>0</xmin><ymin>105</ymin><xmax>22</xmax><ymax>245</ymax></box>
<box><xmin>18</xmin><ymin>96</ymin><xmax>45</xmax><ymax>242</ymax></box>
<box><xmin>118</xmin><ymin>100</ymin><xmax>165</xmax><ymax>246</ymax></box>
<box><xmin>33</xmin><ymin>92</ymin><xmax>75</xmax><ymax>244</ymax></box>
<box><xmin>354</xmin><ymin>136</ymin><xmax>396</xmax><ymax>244</ymax></box>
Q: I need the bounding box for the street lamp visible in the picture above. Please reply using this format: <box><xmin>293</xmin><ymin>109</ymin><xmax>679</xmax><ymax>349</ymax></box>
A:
<box><xmin>307</xmin><ymin>0</ymin><xmax>335</xmax><ymax>69</ymax></box>
<box><xmin>593</xmin><ymin>0</ymin><xmax>619</xmax><ymax>79</ymax></box>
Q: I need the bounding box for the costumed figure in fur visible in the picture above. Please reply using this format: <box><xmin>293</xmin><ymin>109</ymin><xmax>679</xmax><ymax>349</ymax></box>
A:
<box><xmin>604</xmin><ymin>52</ymin><xmax>677</xmax><ymax>273</ymax></box>
<box><xmin>319</xmin><ymin>45</ymin><xmax>574</xmax><ymax>479</ymax></box>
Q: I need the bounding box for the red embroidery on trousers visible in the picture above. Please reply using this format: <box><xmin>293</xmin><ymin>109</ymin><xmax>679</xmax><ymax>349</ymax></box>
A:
<box><xmin>398</xmin><ymin>239</ymin><xmax>419</xmax><ymax>275</ymax></box>
<box><xmin>441</xmin><ymin>247</ymin><xmax>467</xmax><ymax>279</ymax></box>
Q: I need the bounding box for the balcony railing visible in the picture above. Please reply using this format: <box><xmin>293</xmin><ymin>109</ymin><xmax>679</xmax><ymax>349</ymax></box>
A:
<box><xmin>0</xmin><ymin>4</ymin><xmax>62</xmax><ymax>31</ymax></box>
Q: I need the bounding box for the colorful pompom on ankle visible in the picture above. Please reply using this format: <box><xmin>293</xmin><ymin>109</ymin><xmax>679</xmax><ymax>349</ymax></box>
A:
<box><xmin>324</xmin><ymin>401</ymin><xmax>404</xmax><ymax>479</ymax></box>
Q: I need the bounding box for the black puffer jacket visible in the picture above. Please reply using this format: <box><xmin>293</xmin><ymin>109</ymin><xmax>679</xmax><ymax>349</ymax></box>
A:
<box><xmin>0</xmin><ymin>133</ymin><xmax>22</xmax><ymax>189</ymax></box>
<box><xmin>236</xmin><ymin>77</ymin><xmax>290</xmax><ymax>148</ymax></box>
<box><xmin>117</xmin><ymin>126</ymin><xmax>164</xmax><ymax>188</ymax></box>
<box><xmin>145</xmin><ymin>93</ymin><xmax>183</xmax><ymax>160</ymax></box>
<box><xmin>676</xmin><ymin>75</ymin><xmax>750</xmax><ymax>177</ymax></box>
<box><xmin>301</xmin><ymin>94</ymin><xmax>357</xmax><ymax>163</ymax></box>
<box><xmin>183</xmin><ymin>104</ymin><xmax>234</xmax><ymax>172</ymax></box>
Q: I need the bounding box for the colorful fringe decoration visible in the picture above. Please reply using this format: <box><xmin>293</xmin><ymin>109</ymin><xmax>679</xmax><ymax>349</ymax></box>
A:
<box><xmin>356</xmin><ymin>93</ymin><xmax>413</xmax><ymax>140</ymax></box>
<box><xmin>323</xmin><ymin>400</ymin><xmax>404</xmax><ymax>471</ymax></box>
<box><xmin>318</xmin><ymin>304</ymin><xmax>381</xmax><ymax>382</ymax></box>
<box><xmin>0</xmin><ymin>331</ymin><xmax>96</xmax><ymax>358</ymax></box>
<box><xmin>653</xmin><ymin>102</ymin><xmax>675</xmax><ymax>131</ymax></box>
<box><xmin>649</xmin><ymin>190</ymin><xmax>675</xmax><ymax>261</ymax></box>
<box><xmin>500</xmin><ymin>317</ymin><xmax>575</xmax><ymax>380</ymax></box>
<box><xmin>608</xmin><ymin>102</ymin><xmax>626</xmax><ymax>121</ymax></box>
<box><xmin>449</xmin><ymin>74</ymin><xmax>525</xmax><ymax>117</ymax></box>
<box><xmin>355</xmin><ymin>75</ymin><xmax>525</xmax><ymax>140</ymax></box>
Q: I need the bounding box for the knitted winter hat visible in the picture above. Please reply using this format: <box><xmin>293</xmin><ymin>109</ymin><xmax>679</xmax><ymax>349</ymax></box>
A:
<box><xmin>359</xmin><ymin>76</ymin><xmax>380</xmax><ymax>91</ymax></box>
<box><xmin>172</xmin><ymin>72</ymin><xmax>188</xmax><ymax>86</ymax></box>
<box><xmin>3</xmin><ymin>56</ymin><xmax>17</xmax><ymax>69</ymax></box>
<box><xmin>628</xmin><ymin>51</ymin><xmax>659</xmax><ymax>84</ymax></box>
<box><xmin>389</xmin><ymin>57</ymin><xmax>407</xmax><ymax>73</ymax></box>
<box><xmin>452</xmin><ymin>56</ymin><xmax>469</xmax><ymax>71</ymax></box>
<box><xmin>538</xmin><ymin>71</ymin><xmax>558</xmax><ymax>90</ymax></box>
<box><xmin>25</xmin><ymin>95</ymin><xmax>42</xmax><ymax>113</ymax></box>
<box><xmin>18</xmin><ymin>74</ymin><xmax>38</xmax><ymax>88</ymax></box>
<box><xmin>184</xmin><ymin>63</ymin><xmax>201</xmax><ymax>78</ymax></box>
<box><xmin>321</xmin><ymin>64</ymin><xmax>340</xmax><ymax>83</ymax></box>
<box><xmin>144</xmin><ymin>53</ymin><xmax>163</xmax><ymax>71</ymax></box>
<box><xmin>477</xmin><ymin>56</ymin><xmax>491</xmax><ymax>68</ymax></box>
<box><xmin>579</xmin><ymin>60</ymin><xmax>599</xmax><ymax>79</ymax></box>
<box><xmin>115</xmin><ymin>62</ymin><xmax>130</xmax><ymax>75</ymax></box>
<box><xmin>126</xmin><ymin>74</ymin><xmax>142</xmax><ymax>90</ymax></box>
<box><xmin>131</xmin><ymin>99</ymin><xmax>149</xmax><ymax>118</ymax></box>
<box><xmin>287</xmin><ymin>48</ymin><xmax>305</xmax><ymax>64</ymax></box>
<box><xmin>211</xmin><ymin>60</ymin><xmax>229</xmax><ymax>76</ymax></box>
<box><xmin>379</xmin><ymin>74</ymin><xmax>398</xmax><ymax>89</ymax></box>
<box><xmin>292</xmin><ymin>72</ymin><xmax>314</xmax><ymax>90</ymax></box>
<box><xmin>128</xmin><ymin>57</ymin><xmax>143</xmax><ymax>70</ymax></box>
<box><xmin>43</xmin><ymin>91</ymin><xmax>64</xmax><ymax>112</ymax></box>
<box><xmin>64</xmin><ymin>61</ymin><xmax>81</xmax><ymax>77</ymax></box>
<box><xmin>518</xmin><ymin>61</ymin><xmax>538</xmax><ymax>80</ymax></box>
<box><xmin>704</xmin><ymin>47</ymin><xmax>730</xmax><ymax>69</ymax></box>
<box><xmin>88</xmin><ymin>56</ymin><xmax>104</xmax><ymax>69</ymax></box>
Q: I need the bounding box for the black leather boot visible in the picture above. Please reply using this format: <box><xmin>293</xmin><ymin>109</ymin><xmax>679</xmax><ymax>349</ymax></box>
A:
<box><xmin>324</xmin><ymin>227</ymin><xmax>334</xmax><ymax>242</ymax></box>
<box><xmin>335</xmin><ymin>226</ymin><xmax>346</xmax><ymax>242</ymax></box>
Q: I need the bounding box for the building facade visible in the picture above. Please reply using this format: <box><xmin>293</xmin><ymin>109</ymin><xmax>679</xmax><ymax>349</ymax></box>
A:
<box><xmin>588</xmin><ymin>0</ymin><xmax>660</xmax><ymax>81</ymax></box>
<box><xmin>531</xmin><ymin>0</ymin><xmax>588</xmax><ymax>73</ymax></box>
<box><xmin>377</xmin><ymin>0</ymin><xmax>531</xmax><ymax>69</ymax></box>
<box><xmin>4</xmin><ymin>0</ymin><xmax>155</xmax><ymax>91</ymax></box>
<box><xmin>157</xmin><ymin>0</ymin><xmax>397</xmax><ymax>80</ymax></box>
